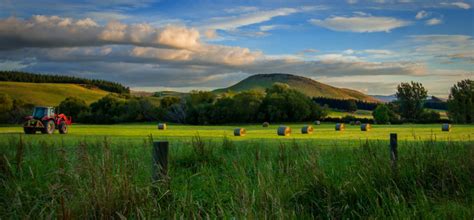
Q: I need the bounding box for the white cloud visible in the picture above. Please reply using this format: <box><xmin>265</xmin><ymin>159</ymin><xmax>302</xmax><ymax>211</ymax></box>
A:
<box><xmin>415</xmin><ymin>10</ymin><xmax>428</xmax><ymax>19</ymax></box>
<box><xmin>309</xmin><ymin>16</ymin><xmax>411</xmax><ymax>33</ymax></box>
<box><xmin>426</xmin><ymin>18</ymin><xmax>442</xmax><ymax>25</ymax></box>
<box><xmin>441</xmin><ymin>2</ymin><xmax>471</xmax><ymax>9</ymax></box>
<box><xmin>202</xmin><ymin>8</ymin><xmax>299</xmax><ymax>30</ymax></box>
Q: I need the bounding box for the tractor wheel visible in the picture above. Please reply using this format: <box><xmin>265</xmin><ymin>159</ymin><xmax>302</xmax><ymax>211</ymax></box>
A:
<box><xmin>41</xmin><ymin>120</ymin><xmax>55</xmax><ymax>134</ymax></box>
<box><xmin>58</xmin><ymin>121</ymin><xmax>68</xmax><ymax>134</ymax></box>
<box><xmin>23</xmin><ymin>127</ymin><xmax>35</xmax><ymax>134</ymax></box>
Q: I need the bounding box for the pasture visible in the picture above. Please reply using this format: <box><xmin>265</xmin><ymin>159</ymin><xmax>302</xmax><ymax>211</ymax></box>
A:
<box><xmin>0</xmin><ymin>123</ymin><xmax>473</xmax><ymax>218</ymax></box>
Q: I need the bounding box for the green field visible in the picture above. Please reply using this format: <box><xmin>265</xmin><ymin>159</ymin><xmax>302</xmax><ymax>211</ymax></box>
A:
<box><xmin>1</xmin><ymin>123</ymin><xmax>473</xmax><ymax>218</ymax></box>
<box><xmin>1</xmin><ymin>123</ymin><xmax>471</xmax><ymax>143</ymax></box>
<box><xmin>0</xmin><ymin>81</ymin><xmax>110</xmax><ymax>106</ymax></box>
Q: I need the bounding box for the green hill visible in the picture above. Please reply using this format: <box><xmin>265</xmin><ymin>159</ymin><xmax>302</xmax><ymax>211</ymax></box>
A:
<box><xmin>214</xmin><ymin>73</ymin><xmax>379</xmax><ymax>102</ymax></box>
<box><xmin>0</xmin><ymin>81</ymin><xmax>110</xmax><ymax>106</ymax></box>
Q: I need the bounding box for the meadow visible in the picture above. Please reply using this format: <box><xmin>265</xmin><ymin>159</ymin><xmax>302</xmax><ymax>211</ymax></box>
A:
<box><xmin>0</xmin><ymin>123</ymin><xmax>473</xmax><ymax>218</ymax></box>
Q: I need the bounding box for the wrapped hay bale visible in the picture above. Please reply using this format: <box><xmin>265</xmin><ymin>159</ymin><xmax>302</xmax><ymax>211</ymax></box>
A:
<box><xmin>355</xmin><ymin>121</ymin><xmax>361</xmax><ymax>125</ymax></box>
<box><xmin>335</xmin><ymin>123</ymin><xmax>345</xmax><ymax>131</ymax></box>
<box><xmin>301</xmin><ymin>125</ymin><xmax>314</xmax><ymax>134</ymax></box>
<box><xmin>441</xmin><ymin>124</ymin><xmax>451</xmax><ymax>132</ymax></box>
<box><xmin>314</xmin><ymin>120</ymin><xmax>321</xmax><ymax>125</ymax></box>
<box><xmin>262</xmin><ymin>122</ymin><xmax>270</xmax><ymax>127</ymax></box>
<box><xmin>234</xmin><ymin>128</ymin><xmax>246</xmax><ymax>136</ymax></box>
<box><xmin>158</xmin><ymin>123</ymin><xmax>167</xmax><ymax>130</ymax></box>
<box><xmin>277</xmin><ymin>126</ymin><xmax>291</xmax><ymax>136</ymax></box>
<box><xmin>350</xmin><ymin>121</ymin><xmax>355</xmax><ymax>126</ymax></box>
<box><xmin>361</xmin><ymin>123</ymin><xmax>371</xmax><ymax>131</ymax></box>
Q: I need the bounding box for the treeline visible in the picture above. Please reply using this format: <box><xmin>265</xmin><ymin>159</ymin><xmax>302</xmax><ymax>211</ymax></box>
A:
<box><xmin>75</xmin><ymin>83</ymin><xmax>328</xmax><ymax>124</ymax></box>
<box><xmin>0</xmin><ymin>71</ymin><xmax>130</xmax><ymax>94</ymax></box>
<box><xmin>0</xmin><ymin>83</ymin><xmax>330</xmax><ymax>124</ymax></box>
<box><xmin>313</xmin><ymin>97</ymin><xmax>378</xmax><ymax>111</ymax></box>
<box><xmin>372</xmin><ymin>79</ymin><xmax>473</xmax><ymax>124</ymax></box>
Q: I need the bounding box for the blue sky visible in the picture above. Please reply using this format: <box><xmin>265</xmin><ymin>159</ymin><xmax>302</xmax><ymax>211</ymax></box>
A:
<box><xmin>0</xmin><ymin>0</ymin><xmax>473</xmax><ymax>96</ymax></box>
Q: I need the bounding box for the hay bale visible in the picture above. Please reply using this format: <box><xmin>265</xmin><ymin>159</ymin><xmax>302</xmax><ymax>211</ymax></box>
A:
<box><xmin>441</xmin><ymin>124</ymin><xmax>451</xmax><ymax>132</ymax></box>
<box><xmin>335</xmin><ymin>123</ymin><xmax>345</xmax><ymax>131</ymax></box>
<box><xmin>314</xmin><ymin>120</ymin><xmax>321</xmax><ymax>125</ymax></box>
<box><xmin>350</xmin><ymin>121</ymin><xmax>355</xmax><ymax>126</ymax></box>
<box><xmin>355</xmin><ymin>121</ymin><xmax>361</xmax><ymax>125</ymax></box>
<box><xmin>262</xmin><ymin>122</ymin><xmax>270</xmax><ymax>127</ymax></box>
<box><xmin>234</xmin><ymin>128</ymin><xmax>246</xmax><ymax>136</ymax></box>
<box><xmin>277</xmin><ymin>126</ymin><xmax>291</xmax><ymax>136</ymax></box>
<box><xmin>361</xmin><ymin>123</ymin><xmax>371</xmax><ymax>131</ymax></box>
<box><xmin>158</xmin><ymin>123</ymin><xmax>167</xmax><ymax>130</ymax></box>
<box><xmin>301</xmin><ymin>125</ymin><xmax>314</xmax><ymax>134</ymax></box>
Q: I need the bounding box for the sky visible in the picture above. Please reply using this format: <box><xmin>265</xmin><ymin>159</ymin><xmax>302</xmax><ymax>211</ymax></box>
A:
<box><xmin>0</xmin><ymin>0</ymin><xmax>473</xmax><ymax>96</ymax></box>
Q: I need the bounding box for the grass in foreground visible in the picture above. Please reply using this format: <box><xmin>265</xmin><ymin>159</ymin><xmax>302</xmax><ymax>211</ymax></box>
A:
<box><xmin>0</xmin><ymin>134</ymin><xmax>473</xmax><ymax>218</ymax></box>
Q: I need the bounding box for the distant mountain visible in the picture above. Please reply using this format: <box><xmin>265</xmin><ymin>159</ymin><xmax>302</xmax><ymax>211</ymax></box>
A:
<box><xmin>371</xmin><ymin>94</ymin><xmax>397</xmax><ymax>103</ymax></box>
<box><xmin>214</xmin><ymin>73</ymin><xmax>379</xmax><ymax>102</ymax></box>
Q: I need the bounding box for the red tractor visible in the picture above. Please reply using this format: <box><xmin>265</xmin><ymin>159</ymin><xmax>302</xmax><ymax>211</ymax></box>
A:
<box><xmin>23</xmin><ymin>106</ymin><xmax>72</xmax><ymax>134</ymax></box>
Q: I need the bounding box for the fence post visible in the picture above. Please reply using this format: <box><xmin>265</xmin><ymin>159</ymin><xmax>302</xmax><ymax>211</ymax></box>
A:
<box><xmin>152</xmin><ymin>141</ymin><xmax>169</xmax><ymax>183</ymax></box>
<box><xmin>389</xmin><ymin>133</ymin><xmax>398</xmax><ymax>174</ymax></box>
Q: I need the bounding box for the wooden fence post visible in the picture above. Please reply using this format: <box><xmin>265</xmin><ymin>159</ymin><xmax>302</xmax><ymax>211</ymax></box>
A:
<box><xmin>390</xmin><ymin>133</ymin><xmax>398</xmax><ymax>174</ymax></box>
<box><xmin>152</xmin><ymin>141</ymin><xmax>169</xmax><ymax>182</ymax></box>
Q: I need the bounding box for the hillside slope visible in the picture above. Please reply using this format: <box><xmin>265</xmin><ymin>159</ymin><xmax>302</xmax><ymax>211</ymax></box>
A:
<box><xmin>0</xmin><ymin>81</ymin><xmax>110</xmax><ymax>106</ymax></box>
<box><xmin>215</xmin><ymin>73</ymin><xmax>379</xmax><ymax>102</ymax></box>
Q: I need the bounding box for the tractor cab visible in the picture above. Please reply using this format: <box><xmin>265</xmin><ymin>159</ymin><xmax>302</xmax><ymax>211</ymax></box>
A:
<box><xmin>32</xmin><ymin>107</ymin><xmax>55</xmax><ymax>119</ymax></box>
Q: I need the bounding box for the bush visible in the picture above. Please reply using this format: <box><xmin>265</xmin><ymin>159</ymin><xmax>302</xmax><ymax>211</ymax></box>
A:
<box><xmin>58</xmin><ymin>97</ymin><xmax>89</xmax><ymax>121</ymax></box>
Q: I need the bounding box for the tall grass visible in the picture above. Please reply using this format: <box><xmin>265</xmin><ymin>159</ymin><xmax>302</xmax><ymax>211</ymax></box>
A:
<box><xmin>0</xmin><ymin>135</ymin><xmax>473</xmax><ymax>218</ymax></box>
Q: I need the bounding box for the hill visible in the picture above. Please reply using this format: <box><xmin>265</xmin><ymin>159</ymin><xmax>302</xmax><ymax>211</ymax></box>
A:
<box><xmin>0</xmin><ymin>71</ymin><xmax>129</xmax><ymax>94</ymax></box>
<box><xmin>0</xmin><ymin>81</ymin><xmax>110</xmax><ymax>106</ymax></box>
<box><xmin>215</xmin><ymin>73</ymin><xmax>379</xmax><ymax>102</ymax></box>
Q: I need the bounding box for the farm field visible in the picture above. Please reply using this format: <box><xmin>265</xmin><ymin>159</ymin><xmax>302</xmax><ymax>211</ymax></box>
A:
<box><xmin>0</xmin><ymin>123</ymin><xmax>473</xmax><ymax>218</ymax></box>
<box><xmin>0</xmin><ymin>81</ymin><xmax>110</xmax><ymax>106</ymax></box>
<box><xmin>0</xmin><ymin>123</ymin><xmax>472</xmax><ymax>144</ymax></box>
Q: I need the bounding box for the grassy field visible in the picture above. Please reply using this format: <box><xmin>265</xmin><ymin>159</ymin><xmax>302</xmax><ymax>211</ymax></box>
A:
<box><xmin>0</xmin><ymin>81</ymin><xmax>110</xmax><ymax>106</ymax></box>
<box><xmin>0</xmin><ymin>123</ymin><xmax>473</xmax><ymax>218</ymax></box>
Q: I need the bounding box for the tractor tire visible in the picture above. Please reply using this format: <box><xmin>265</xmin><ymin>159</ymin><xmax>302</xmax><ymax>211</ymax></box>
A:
<box><xmin>24</xmin><ymin>127</ymin><xmax>35</xmax><ymax>134</ymax></box>
<box><xmin>58</xmin><ymin>121</ymin><xmax>68</xmax><ymax>134</ymax></box>
<box><xmin>41</xmin><ymin>120</ymin><xmax>55</xmax><ymax>134</ymax></box>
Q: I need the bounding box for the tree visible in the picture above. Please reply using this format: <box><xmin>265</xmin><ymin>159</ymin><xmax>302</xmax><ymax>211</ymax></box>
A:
<box><xmin>0</xmin><ymin>93</ymin><xmax>13</xmax><ymax>112</ymax></box>
<box><xmin>160</xmin><ymin>96</ymin><xmax>181</xmax><ymax>109</ymax></box>
<box><xmin>259</xmin><ymin>83</ymin><xmax>313</xmax><ymax>122</ymax></box>
<box><xmin>373</xmin><ymin>104</ymin><xmax>391</xmax><ymax>124</ymax></box>
<box><xmin>347</xmin><ymin>100</ymin><xmax>357</xmax><ymax>112</ymax></box>
<box><xmin>447</xmin><ymin>79</ymin><xmax>473</xmax><ymax>123</ymax></box>
<box><xmin>58</xmin><ymin>97</ymin><xmax>89</xmax><ymax>120</ymax></box>
<box><xmin>396</xmin><ymin>81</ymin><xmax>428</xmax><ymax>121</ymax></box>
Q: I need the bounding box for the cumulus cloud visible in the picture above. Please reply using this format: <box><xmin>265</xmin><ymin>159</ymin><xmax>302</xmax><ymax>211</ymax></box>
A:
<box><xmin>441</xmin><ymin>2</ymin><xmax>471</xmax><ymax>9</ymax></box>
<box><xmin>0</xmin><ymin>15</ymin><xmax>201</xmax><ymax>50</ymax></box>
<box><xmin>415</xmin><ymin>10</ymin><xmax>428</xmax><ymax>19</ymax></box>
<box><xmin>309</xmin><ymin>15</ymin><xmax>411</xmax><ymax>33</ymax></box>
<box><xmin>426</xmin><ymin>18</ymin><xmax>442</xmax><ymax>25</ymax></box>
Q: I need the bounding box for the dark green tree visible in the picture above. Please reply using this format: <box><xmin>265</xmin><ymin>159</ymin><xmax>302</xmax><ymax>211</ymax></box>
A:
<box><xmin>396</xmin><ymin>81</ymin><xmax>428</xmax><ymax>121</ymax></box>
<box><xmin>447</xmin><ymin>79</ymin><xmax>473</xmax><ymax>123</ymax></box>
<box><xmin>58</xmin><ymin>97</ymin><xmax>89</xmax><ymax>120</ymax></box>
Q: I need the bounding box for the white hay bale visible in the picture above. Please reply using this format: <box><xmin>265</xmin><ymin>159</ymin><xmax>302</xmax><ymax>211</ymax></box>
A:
<box><xmin>158</xmin><ymin>123</ymin><xmax>167</xmax><ymax>130</ymax></box>
<box><xmin>361</xmin><ymin>123</ymin><xmax>371</xmax><ymax>131</ymax></box>
<box><xmin>335</xmin><ymin>123</ymin><xmax>345</xmax><ymax>131</ymax></box>
<box><xmin>262</xmin><ymin>122</ymin><xmax>270</xmax><ymax>127</ymax></box>
<box><xmin>277</xmin><ymin>126</ymin><xmax>291</xmax><ymax>136</ymax></box>
<box><xmin>234</xmin><ymin>128</ymin><xmax>246</xmax><ymax>136</ymax></box>
<box><xmin>301</xmin><ymin>125</ymin><xmax>314</xmax><ymax>134</ymax></box>
<box><xmin>314</xmin><ymin>120</ymin><xmax>321</xmax><ymax>125</ymax></box>
<box><xmin>441</xmin><ymin>124</ymin><xmax>451</xmax><ymax>132</ymax></box>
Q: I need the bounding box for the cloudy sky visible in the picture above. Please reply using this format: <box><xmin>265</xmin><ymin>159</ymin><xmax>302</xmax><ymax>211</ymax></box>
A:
<box><xmin>0</xmin><ymin>0</ymin><xmax>473</xmax><ymax>96</ymax></box>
